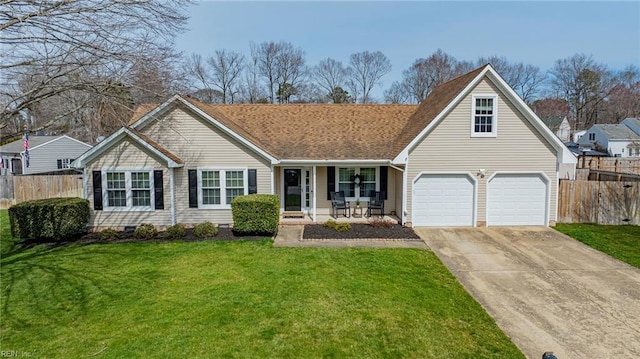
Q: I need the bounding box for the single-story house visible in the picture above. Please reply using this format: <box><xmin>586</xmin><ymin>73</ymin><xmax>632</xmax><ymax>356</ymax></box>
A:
<box><xmin>578</xmin><ymin>123</ymin><xmax>640</xmax><ymax>157</ymax></box>
<box><xmin>0</xmin><ymin>135</ymin><xmax>92</xmax><ymax>175</ymax></box>
<box><xmin>541</xmin><ymin>116</ymin><xmax>571</xmax><ymax>142</ymax></box>
<box><xmin>73</xmin><ymin>64</ymin><xmax>577</xmax><ymax>229</ymax></box>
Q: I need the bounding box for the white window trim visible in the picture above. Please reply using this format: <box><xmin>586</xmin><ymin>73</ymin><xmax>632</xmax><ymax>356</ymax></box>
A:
<box><xmin>335</xmin><ymin>167</ymin><xmax>379</xmax><ymax>201</ymax></box>
<box><xmin>102</xmin><ymin>168</ymin><xmax>155</xmax><ymax>212</ymax></box>
<box><xmin>471</xmin><ymin>94</ymin><xmax>498</xmax><ymax>138</ymax></box>
<box><xmin>197</xmin><ymin>167</ymin><xmax>248</xmax><ymax>209</ymax></box>
<box><xmin>58</xmin><ymin>158</ymin><xmax>74</xmax><ymax>169</ymax></box>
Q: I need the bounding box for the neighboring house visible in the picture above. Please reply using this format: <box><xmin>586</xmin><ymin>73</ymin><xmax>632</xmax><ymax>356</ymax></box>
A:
<box><xmin>541</xmin><ymin>116</ymin><xmax>571</xmax><ymax>142</ymax></box>
<box><xmin>0</xmin><ymin>135</ymin><xmax>92</xmax><ymax>175</ymax></box>
<box><xmin>73</xmin><ymin>64</ymin><xmax>576</xmax><ymax>229</ymax></box>
<box><xmin>564</xmin><ymin>142</ymin><xmax>608</xmax><ymax>157</ymax></box>
<box><xmin>578</xmin><ymin>124</ymin><xmax>640</xmax><ymax>157</ymax></box>
<box><xmin>573</xmin><ymin>129</ymin><xmax>586</xmax><ymax>142</ymax></box>
<box><xmin>622</xmin><ymin>118</ymin><xmax>640</xmax><ymax>135</ymax></box>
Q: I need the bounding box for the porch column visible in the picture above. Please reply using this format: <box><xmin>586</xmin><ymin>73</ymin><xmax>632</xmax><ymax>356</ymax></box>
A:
<box><xmin>170</xmin><ymin>167</ymin><xmax>176</xmax><ymax>225</ymax></box>
<box><xmin>312</xmin><ymin>165</ymin><xmax>317</xmax><ymax>222</ymax></box>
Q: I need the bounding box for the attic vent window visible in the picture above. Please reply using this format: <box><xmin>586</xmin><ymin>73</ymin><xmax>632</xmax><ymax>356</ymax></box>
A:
<box><xmin>471</xmin><ymin>94</ymin><xmax>497</xmax><ymax>137</ymax></box>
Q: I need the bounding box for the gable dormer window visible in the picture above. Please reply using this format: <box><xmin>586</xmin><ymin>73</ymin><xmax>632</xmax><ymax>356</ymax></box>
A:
<box><xmin>471</xmin><ymin>95</ymin><xmax>497</xmax><ymax>137</ymax></box>
<box><xmin>588</xmin><ymin>133</ymin><xmax>595</xmax><ymax>141</ymax></box>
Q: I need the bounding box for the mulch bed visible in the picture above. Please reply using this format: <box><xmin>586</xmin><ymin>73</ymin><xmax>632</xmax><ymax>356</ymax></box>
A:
<box><xmin>19</xmin><ymin>228</ymin><xmax>270</xmax><ymax>248</ymax></box>
<box><xmin>303</xmin><ymin>223</ymin><xmax>421</xmax><ymax>240</ymax></box>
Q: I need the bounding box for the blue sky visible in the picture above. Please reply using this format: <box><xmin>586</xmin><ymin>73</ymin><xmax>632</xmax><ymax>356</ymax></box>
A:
<box><xmin>175</xmin><ymin>1</ymin><xmax>640</xmax><ymax>100</ymax></box>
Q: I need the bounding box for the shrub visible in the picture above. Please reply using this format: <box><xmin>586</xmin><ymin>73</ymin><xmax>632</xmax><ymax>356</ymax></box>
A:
<box><xmin>324</xmin><ymin>220</ymin><xmax>351</xmax><ymax>232</ymax></box>
<box><xmin>134</xmin><ymin>223</ymin><xmax>157</xmax><ymax>240</ymax></box>
<box><xmin>9</xmin><ymin>197</ymin><xmax>90</xmax><ymax>240</ymax></box>
<box><xmin>100</xmin><ymin>228</ymin><xmax>120</xmax><ymax>241</ymax></box>
<box><xmin>165</xmin><ymin>224</ymin><xmax>186</xmax><ymax>239</ymax></box>
<box><xmin>231</xmin><ymin>194</ymin><xmax>279</xmax><ymax>235</ymax></box>
<box><xmin>194</xmin><ymin>222</ymin><xmax>218</xmax><ymax>239</ymax></box>
<box><xmin>369</xmin><ymin>217</ymin><xmax>395</xmax><ymax>228</ymax></box>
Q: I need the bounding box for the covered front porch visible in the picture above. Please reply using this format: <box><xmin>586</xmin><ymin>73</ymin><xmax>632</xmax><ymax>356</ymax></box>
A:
<box><xmin>272</xmin><ymin>162</ymin><xmax>405</xmax><ymax>224</ymax></box>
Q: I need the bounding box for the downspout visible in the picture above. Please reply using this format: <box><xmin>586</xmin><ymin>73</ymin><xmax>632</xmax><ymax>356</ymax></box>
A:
<box><xmin>402</xmin><ymin>159</ymin><xmax>409</xmax><ymax>226</ymax></box>
<box><xmin>170</xmin><ymin>167</ymin><xmax>176</xmax><ymax>225</ymax></box>
<box><xmin>270</xmin><ymin>164</ymin><xmax>275</xmax><ymax>194</ymax></box>
<box><xmin>83</xmin><ymin>168</ymin><xmax>88</xmax><ymax>199</ymax></box>
<box><xmin>312</xmin><ymin>165</ymin><xmax>317</xmax><ymax>222</ymax></box>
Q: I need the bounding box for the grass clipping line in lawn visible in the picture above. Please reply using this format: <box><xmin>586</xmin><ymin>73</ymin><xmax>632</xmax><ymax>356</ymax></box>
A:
<box><xmin>0</xmin><ymin>211</ymin><xmax>522</xmax><ymax>358</ymax></box>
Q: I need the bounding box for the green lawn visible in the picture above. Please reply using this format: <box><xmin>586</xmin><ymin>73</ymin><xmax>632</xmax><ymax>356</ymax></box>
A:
<box><xmin>555</xmin><ymin>223</ymin><xmax>640</xmax><ymax>268</ymax></box>
<box><xmin>1</xmin><ymin>210</ymin><xmax>522</xmax><ymax>358</ymax></box>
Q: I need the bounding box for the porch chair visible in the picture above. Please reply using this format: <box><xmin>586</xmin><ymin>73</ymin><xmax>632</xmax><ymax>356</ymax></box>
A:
<box><xmin>366</xmin><ymin>191</ymin><xmax>385</xmax><ymax>217</ymax></box>
<box><xmin>330</xmin><ymin>191</ymin><xmax>351</xmax><ymax>218</ymax></box>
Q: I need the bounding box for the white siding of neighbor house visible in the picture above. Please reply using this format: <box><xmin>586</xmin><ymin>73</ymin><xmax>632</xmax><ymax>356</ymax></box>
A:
<box><xmin>139</xmin><ymin>107</ymin><xmax>272</xmax><ymax>225</ymax></box>
<box><xmin>86</xmin><ymin>137</ymin><xmax>171</xmax><ymax>228</ymax></box>
<box><xmin>407</xmin><ymin>77</ymin><xmax>558</xmax><ymax>226</ymax></box>
<box><xmin>25</xmin><ymin>137</ymin><xmax>91</xmax><ymax>175</ymax></box>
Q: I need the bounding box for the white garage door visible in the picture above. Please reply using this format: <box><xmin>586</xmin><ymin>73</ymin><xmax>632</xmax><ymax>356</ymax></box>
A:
<box><xmin>413</xmin><ymin>174</ymin><xmax>475</xmax><ymax>226</ymax></box>
<box><xmin>487</xmin><ymin>174</ymin><xmax>548</xmax><ymax>226</ymax></box>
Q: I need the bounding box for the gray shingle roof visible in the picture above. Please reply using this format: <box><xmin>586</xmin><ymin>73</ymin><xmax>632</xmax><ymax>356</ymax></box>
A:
<box><xmin>596</xmin><ymin>124</ymin><xmax>640</xmax><ymax>140</ymax></box>
<box><xmin>0</xmin><ymin>136</ymin><xmax>60</xmax><ymax>153</ymax></box>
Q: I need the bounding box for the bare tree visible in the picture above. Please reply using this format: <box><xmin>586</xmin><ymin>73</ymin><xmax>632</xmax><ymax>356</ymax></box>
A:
<box><xmin>347</xmin><ymin>51</ymin><xmax>392</xmax><ymax>103</ymax></box>
<box><xmin>208</xmin><ymin>50</ymin><xmax>245</xmax><ymax>103</ymax></box>
<box><xmin>603</xmin><ymin>65</ymin><xmax>640</xmax><ymax>122</ymax></box>
<box><xmin>185</xmin><ymin>54</ymin><xmax>217</xmax><ymax>103</ymax></box>
<box><xmin>384</xmin><ymin>82</ymin><xmax>411</xmax><ymax>104</ymax></box>
<box><xmin>384</xmin><ymin>49</ymin><xmax>463</xmax><ymax>104</ymax></box>
<box><xmin>239</xmin><ymin>44</ymin><xmax>266</xmax><ymax>103</ymax></box>
<box><xmin>255</xmin><ymin>41</ymin><xmax>280</xmax><ymax>103</ymax></box>
<box><xmin>550</xmin><ymin>54</ymin><xmax>616</xmax><ymax>130</ymax></box>
<box><xmin>477</xmin><ymin>56</ymin><xmax>544</xmax><ymax>103</ymax></box>
<box><xmin>313</xmin><ymin>58</ymin><xmax>348</xmax><ymax>102</ymax></box>
<box><xmin>1</xmin><ymin>0</ymin><xmax>191</xmax><ymax>140</ymax></box>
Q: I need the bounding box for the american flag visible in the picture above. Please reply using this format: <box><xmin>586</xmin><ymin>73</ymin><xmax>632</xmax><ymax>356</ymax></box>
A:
<box><xmin>23</xmin><ymin>132</ymin><xmax>30</xmax><ymax>168</ymax></box>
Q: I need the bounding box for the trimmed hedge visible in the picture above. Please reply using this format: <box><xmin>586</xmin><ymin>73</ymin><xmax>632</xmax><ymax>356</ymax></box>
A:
<box><xmin>9</xmin><ymin>197</ymin><xmax>90</xmax><ymax>240</ymax></box>
<box><xmin>231</xmin><ymin>194</ymin><xmax>279</xmax><ymax>235</ymax></box>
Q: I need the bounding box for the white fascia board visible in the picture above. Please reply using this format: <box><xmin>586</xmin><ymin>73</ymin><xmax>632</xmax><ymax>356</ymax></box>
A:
<box><xmin>129</xmin><ymin>94</ymin><xmax>182</xmax><ymax>130</ymax></box>
<box><xmin>28</xmin><ymin>135</ymin><xmax>91</xmax><ymax>152</ymax></box>
<box><xmin>484</xmin><ymin>69</ymin><xmax>575</xmax><ymax>164</ymax></box>
<box><xmin>173</xmin><ymin>97</ymin><xmax>278</xmax><ymax>165</ymax></box>
<box><xmin>72</xmin><ymin>127</ymin><xmax>128</xmax><ymax>168</ymax></box>
<box><xmin>393</xmin><ymin>67</ymin><xmax>491</xmax><ymax>163</ymax></box>
<box><xmin>278</xmin><ymin>159</ymin><xmax>390</xmax><ymax>165</ymax></box>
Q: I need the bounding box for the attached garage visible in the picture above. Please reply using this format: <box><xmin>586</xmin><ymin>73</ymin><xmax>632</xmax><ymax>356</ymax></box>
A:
<box><xmin>487</xmin><ymin>173</ymin><xmax>548</xmax><ymax>226</ymax></box>
<box><xmin>413</xmin><ymin>173</ymin><xmax>475</xmax><ymax>226</ymax></box>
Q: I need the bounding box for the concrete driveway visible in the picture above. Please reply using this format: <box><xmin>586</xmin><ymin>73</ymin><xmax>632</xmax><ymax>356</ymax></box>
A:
<box><xmin>415</xmin><ymin>226</ymin><xmax>640</xmax><ymax>359</ymax></box>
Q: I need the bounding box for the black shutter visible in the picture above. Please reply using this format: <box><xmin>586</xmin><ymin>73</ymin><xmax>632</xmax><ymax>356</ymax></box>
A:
<box><xmin>154</xmin><ymin>170</ymin><xmax>164</xmax><ymax>209</ymax></box>
<box><xmin>380</xmin><ymin>166</ymin><xmax>388</xmax><ymax>199</ymax></box>
<box><xmin>57</xmin><ymin>159</ymin><xmax>62</xmax><ymax>169</ymax></box>
<box><xmin>92</xmin><ymin>171</ymin><xmax>103</xmax><ymax>210</ymax></box>
<box><xmin>248</xmin><ymin>169</ymin><xmax>257</xmax><ymax>194</ymax></box>
<box><xmin>188</xmin><ymin>169</ymin><xmax>198</xmax><ymax>208</ymax></box>
<box><xmin>327</xmin><ymin>166</ymin><xmax>335</xmax><ymax>200</ymax></box>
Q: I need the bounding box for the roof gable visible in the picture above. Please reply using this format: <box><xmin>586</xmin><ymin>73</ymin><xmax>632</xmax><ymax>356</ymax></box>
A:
<box><xmin>72</xmin><ymin>127</ymin><xmax>183</xmax><ymax>168</ymax></box>
<box><xmin>392</xmin><ymin>64</ymin><xmax>575</xmax><ymax>164</ymax></box>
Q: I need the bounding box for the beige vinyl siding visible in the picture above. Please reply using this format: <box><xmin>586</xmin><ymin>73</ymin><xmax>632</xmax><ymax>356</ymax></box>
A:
<box><xmin>25</xmin><ymin>137</ymin><xmax>91</xmax><ymax>175</ymax></box>
<box><xmin>86</xmin><ymin>137</ymin><xmax>170</xmax><ymax>228</ymax></box>
<box><xmin>140</xmin><ymin>107</ymin><xmax>272</xmax><ymax>225</ymax></box>
<box><xmin>407</xmin><ymin>77</ymin><xmax>558</xmax><ymax>225</ymax></box>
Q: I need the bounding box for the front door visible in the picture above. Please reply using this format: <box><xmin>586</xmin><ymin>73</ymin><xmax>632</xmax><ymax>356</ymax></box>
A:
<box><xmin>284</xmin><ymin>169</ymin><xmax>302</xmax><ymax>211</ymax></box>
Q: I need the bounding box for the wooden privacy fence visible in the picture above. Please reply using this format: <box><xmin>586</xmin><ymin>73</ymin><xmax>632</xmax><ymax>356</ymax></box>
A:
<box><xmin>0</xmin><ymin>175</ymin><xmax>83</xmax><ymax>209</ymax></box>
<box><xmin>578</xmin><ymin>156</ymin><xmax>640</xmax><ymax>175</ymax></box>
<box><xmin>558</xmin><ymin>180</ymin><xmax>640</xmax><ymax>225</ymax></box>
